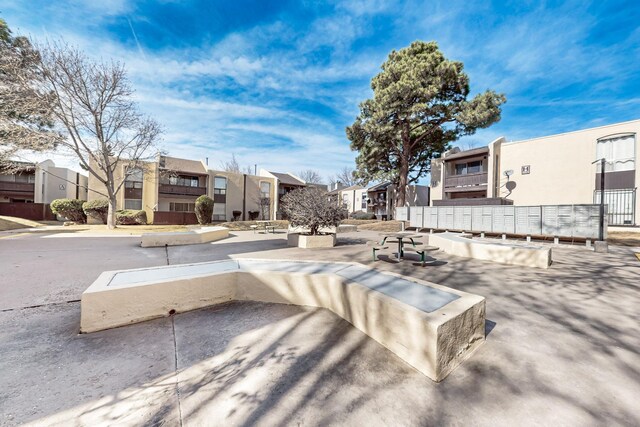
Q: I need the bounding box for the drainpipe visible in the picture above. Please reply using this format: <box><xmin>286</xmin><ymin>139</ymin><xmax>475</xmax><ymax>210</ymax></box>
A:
<box><xmin>242</xmin><ymin>174</ymin><xmax>247</xmax><ymax>221</ymax></box>
<box><xmin>273</xmin><ymin>178</ymin><xmax>279</xmax><ymax>220</ymax></box>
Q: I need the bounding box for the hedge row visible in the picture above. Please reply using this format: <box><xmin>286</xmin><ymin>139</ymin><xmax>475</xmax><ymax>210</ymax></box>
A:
<box><xmin>116</xmin><ymin>209</ymin><xmax>147</xmax><ymax>225</ymax></box>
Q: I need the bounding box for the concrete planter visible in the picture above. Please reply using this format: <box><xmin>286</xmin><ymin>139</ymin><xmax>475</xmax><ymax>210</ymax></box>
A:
<box><xmin>287</xmin><ymin>233</ymin><xmax>336</xmax><ymax>248</ymax></box>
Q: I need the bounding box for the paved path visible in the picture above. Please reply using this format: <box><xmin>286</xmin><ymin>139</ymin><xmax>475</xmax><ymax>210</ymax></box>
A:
<box><xmin>0</xmin><ymin>230</ymin><xmax>639</xmax><ymax>426</ymax></box>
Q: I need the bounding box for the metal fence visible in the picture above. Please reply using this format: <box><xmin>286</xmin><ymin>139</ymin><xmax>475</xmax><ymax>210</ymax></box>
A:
<box><xmin>401</xmin><ymin>204</ymin><xmax>606</xmax><ymax>239</ymax></box>
<box><xmin>593</xmin><ymin>189</ymin><xmax>636</xmax><ymax>226</ymax></box>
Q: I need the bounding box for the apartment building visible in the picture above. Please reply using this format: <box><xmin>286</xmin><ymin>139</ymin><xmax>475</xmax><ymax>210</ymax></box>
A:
<box><xmin>327</xmin><ymin>181</ymin><xmax>429</xmax><ymax>219</ymax></box>
<box><xmin>87</xmin><ymin>155</ymin><xmax>278</xmax><ymax>224</ymax></box>
<box><xmin>336</xmin><ymin>185</ymin><xmax>368</xmax><ymax>215</ymax></box>
<box><xmin>430</xmin><ymin>119</ymin><xmax>640</xmax><ymax>225</ymax></box>
<box><xmin>367</xmin><ymin>183</ymin><xmax>430</xmax><ymax>219</ymax></box>
<box><xmin>0</xmin><ymin>160</ymin><xmax>88</xmax><ymax>204</ymax></box>
<box><xmin>259</xmin><ymin>170</ymin><xmax>307</xmax><ymax>219</ymax></box>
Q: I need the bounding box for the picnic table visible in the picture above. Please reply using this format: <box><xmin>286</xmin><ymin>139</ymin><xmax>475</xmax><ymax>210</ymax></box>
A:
<box><xmin>380</xmin><ymin>232</ymin><xmax>422</xmax><ymax>262</ymax></box>
<box><xmin>255</xmin><ymin>220</ymin><xmax>276</xmax><ymax>234</ymax></box>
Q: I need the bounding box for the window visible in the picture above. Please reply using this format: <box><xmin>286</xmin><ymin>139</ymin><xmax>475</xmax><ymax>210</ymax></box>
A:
<box><xmin>260</xmin><ymin>181</ymin><xmax>271</xmax><ymax>197</ymax></box>
<box><xmin>124</xmin><ymin>199</ymin><xmax>142</xmax><ymax>210</ymax></box>
<box><xmin>214</xmin><ymin>176</ymin><xmax>227</xmax><ymax>195</ymax></box>
<box><xmin>455</xmin><ymin>160</ymin><xmax>483</xmax><ymax>175</ymax></box>
<box><xmin>361</xmin><ymin>192</ymin><xmax>367</xmax><ymax>209</ymax></box>
<box><xmin>14</xmin><ymin>173</ymin><xmax>35</xmax><ymax>183</ymax></box>
<box><xmin>125</xmin><ymin>167</ymin><xmax>143</xmax><ymax>188</ymax></box>
<box><xmin>342</xmin><ymin>194</ymin><xmax>349</xmax><ymax>207</ymax></box>
<box><xmin>213</xmin><ymin>203</ymin><xmax>226</xmax><ymax>221</ymax></box>
<box><xmin>596</xmin><ymin>134</ymin><xmax>635</xmax><ymax>172</ymax></box>
<box><xmin>125</xmin><ymin>181</ymin><xmax>143</xmax><ymax>189</ymax></box>
<box><xmin>169</xmin><ymin>202</ymin><xmax>195</xmax><ymax>212</ymax></box>
<box><xmin>166</xmin><ymin>175</ymin><xmax>200</xmax><ymax>187</ymax></box>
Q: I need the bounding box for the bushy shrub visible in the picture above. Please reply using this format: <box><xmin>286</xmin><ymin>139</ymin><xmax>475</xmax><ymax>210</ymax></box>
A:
<box><xmin>115</xmin><ymin>209</ymin><xmax>147</xmax><ymax>225</ymax></box>
<box><xmin>350</xmin><ymin>211</ymin><xmax>376</xmax><ymax>220</ymax></box>
<box><xmin>280</xmin><ymin>187</ymin><xmax>348</xmax><ymax>235</ymax></box>
<box><xmin>82</xmin><ymin>199</ymin><xmax>109</xmax><ymax>224</ymax></box>
<box><xmin>232</xmin><ymin>210</ymin><xmax>242</xmax><ymax>221</ymax></box>
<box><xmin>194</xmin><ymin>195</ymin><xmax>213</xmax><ymax>225</ymax></box>
<box><xmin>248</xmin><ymin>211</ymin><xmax>259</xmax><ymax>220</ymax></box>
<box><xmin>50</xmin><ymin>199</ymin><xmax>86</xmax><ymax>223</ymax></box>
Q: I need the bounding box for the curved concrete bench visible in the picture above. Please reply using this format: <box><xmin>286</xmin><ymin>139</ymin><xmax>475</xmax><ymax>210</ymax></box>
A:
<box><xmin>80</xmin><ymin>259</ymin><xmax>486</xmax><ymax>382</ymax></box>
<box><xmin>140</xmin><ymin>226</ymin><xmax>229</xmax><ymax>247</ymax></box>
<box><xmin>429</xmin><ymin>232</ymin><xmax>552</xmax><ymax>268</ymax></box>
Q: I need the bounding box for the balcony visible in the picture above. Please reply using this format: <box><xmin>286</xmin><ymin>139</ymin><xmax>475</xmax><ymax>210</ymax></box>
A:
<box><xmin>159</xmin><ymin>184</ymin><xmax>207</xmax><ymax>197</ymax></box>
<box><xmin>0</xmin><ymin>181</ymin><xmax>35</xmax><ymax>197</ymax></box>
<box><xmin>444</xmin><ymin>172</ymin><xmax>488</xmax><ymax>192</ymax></box>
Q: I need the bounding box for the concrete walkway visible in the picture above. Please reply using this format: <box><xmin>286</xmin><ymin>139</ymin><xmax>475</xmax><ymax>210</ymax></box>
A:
<box><xmin>0</xmin><ymin>230</ymin><xmax>639</xmax><ymax>426</ymax></box>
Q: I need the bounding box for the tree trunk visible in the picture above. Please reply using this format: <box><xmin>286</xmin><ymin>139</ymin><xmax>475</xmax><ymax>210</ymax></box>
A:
<box><xmin>397</xmin><ymin>152</ymin><xmax>409</xmax><ymax>208</ymax></box>
<box><xmin>107</xmin><ymin>195</ymin><xmax>117</xmax><ymax>229</ymax></box>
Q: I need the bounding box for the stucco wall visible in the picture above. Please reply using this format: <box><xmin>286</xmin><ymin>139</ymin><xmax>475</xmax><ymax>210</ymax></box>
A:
<box><xmin>208</xmin><ymin>170</ymin><xmax>276</xmax><ymax>221</ymax></box>
<box><xmin>33</xmin><ymin>161</ymin><xmax>89</xmax><ymax>204</ymax></box>
<box><xmin>499</xmin><ymin>120</ymin><xmax>639</xmax><ymax>217</ymax></box>
<box><xmin>340</xmin><ymin>188</ymin><xmax>367</xmax><ymax>214</ymax></box>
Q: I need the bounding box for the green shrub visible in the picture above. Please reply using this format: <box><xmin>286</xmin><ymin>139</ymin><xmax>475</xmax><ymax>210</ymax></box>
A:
<box><xmin>50</xmin><ymin>199</ymin><xmax>86</xmax><ymax>223</ymax></box>
<box><xmin>350</xmin><ymin>211</ymin><xmax>376</xmax><ymax>220</ymax></box>
<box><xmin>115</xmin><ymin>209</ymin><xmax>147</xmax><ymax>225</ymax></box>
<box><xmin>194</xmin><ymin>195</ymin><xmax>213</xmax><ymax>225</ymax></box>
<box><xmin>82</xmin><ymin>199</ymin><xmax>109</xmax><ymax>224</ymax></box>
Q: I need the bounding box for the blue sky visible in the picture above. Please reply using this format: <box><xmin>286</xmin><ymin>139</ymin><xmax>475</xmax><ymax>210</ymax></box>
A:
<box><xmin>3</xmin><ymin>0</ymin><xmax>639</xmax><ymax>182</ymax></box>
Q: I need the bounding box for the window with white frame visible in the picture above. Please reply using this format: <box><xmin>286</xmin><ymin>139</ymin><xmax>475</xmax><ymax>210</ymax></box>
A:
<box><xmin>125</xmin><ymin>167</ymin><xmax>143</xmax><ymax>188</ymax></box>
<box><xmin>361</xmin><ymin>191</ymin><xmax>367</xmax><ymax>209</ymax></box>
<box><xmin>596</xmin><ymin>134</ymin><xmax>635</xmax><ymax>172</ymax></box>
<box><xmin>214</xmin><ymin>176</ymin><xmax>227</xmax><ymax>195</ymax></box>
<box><xmin>260</xmin><ymin>181</ymin><xmax>271</xmax><ymax>197</ymax></box>
<box><xmin>124</xmin><ymin>167</ymin><xmax>143</xmax><ymax>209</ymax></box>
<box><xmin>125</xmin><ymin>199</ymin><xmax>143</xmax><ymax>210</ymax></box>
<box><xmin>213</xmin><ymin>202</ymin><xmax>226</xmax><ymax>221</ymax></box>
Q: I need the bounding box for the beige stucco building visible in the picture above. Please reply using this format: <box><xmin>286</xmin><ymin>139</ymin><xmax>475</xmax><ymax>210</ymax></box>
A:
<box><xmin>0</xmin><ymin>160</ymin><xmax>88</xmax><ymax>204</ymax></box>
<box><xmin>430</xmin><ymin>119</ymin><xmax>640</xmax><ymax>226</ymax></box>
<box><xmin>87</xmin><ymin>155</ymin><xmax>278</xmax><ymax>224</ymax></box>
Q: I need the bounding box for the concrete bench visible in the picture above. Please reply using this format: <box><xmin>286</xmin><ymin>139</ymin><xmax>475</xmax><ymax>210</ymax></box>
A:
<box><xmin>337</xmin><ymin>224</ymin><xmax>357</xmax><ymax>233</ymax></box>
<box><xmin>80</xmin><ymin>259</ymin><xmax>486</xmax><ymax>382</ymax></box>
<box><xmin>428</xmin><ymin>232</ymin><xmax>552</xmax><ymax>268</ymax></box>
<box><xmin>140</xmin><ymin>226</ymin><xmax>229</xmax><ymax>248</ymax></box>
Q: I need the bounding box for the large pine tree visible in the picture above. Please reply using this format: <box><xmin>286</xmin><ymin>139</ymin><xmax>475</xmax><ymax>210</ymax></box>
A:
<box><xmin>347</xmin><ymin>41</ymin><xmax>506</xmax><ymax>206</ymax></box>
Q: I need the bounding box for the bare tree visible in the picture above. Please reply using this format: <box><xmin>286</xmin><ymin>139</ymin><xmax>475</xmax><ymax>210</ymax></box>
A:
<box><xmin>297</xmin><ymin>169</ymin><xmax>323</xmax><ymax>184</ymax></box>
<box><xmin>280</xmin><ymin>187</ymin><xmax>347</xmax><ymax>235</ymax></box>
<box><xmin>220</xmin><ymin>153</ymin><xmax>241</xmax><ymax>173</ymax></box>
<box><xmin>245</xmin><ymin>164</ymin><xmax>254</xmax><ymax>175</ymax></box>
<box><xmin>0</xmin><ymin>19</ymin><xmax>62</xmax><ymax>172</ymax></box>
<box><xmin>27</xmin><ymin>42</ymin><xmax>161</xmax><ymax>228</ymax></box>
<box><xmin>328</xmin><ymin>166</ymin><xmax>368</xmax><ymax>188</ymax></box>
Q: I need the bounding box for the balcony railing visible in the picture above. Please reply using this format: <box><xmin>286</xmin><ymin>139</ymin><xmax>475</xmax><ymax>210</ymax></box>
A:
<box><xmin>444</xmin><ymin>172</ymin><xmax>488</xmax><ymax>190</ymax></box>
<box><xmin>158</xmin><ymin>184</ymin><xmax>207</xmax><ymax>197</ymax></box>
<box><xmin>0</xmin><ymin>181</ymin><xmax>35</xmax><ymax>195</ymax></box>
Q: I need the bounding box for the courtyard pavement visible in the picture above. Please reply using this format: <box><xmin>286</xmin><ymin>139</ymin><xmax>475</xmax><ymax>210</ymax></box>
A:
<box><xmin>0</xmin><ymin>229</ymin><xmax>639</xmax><ymax>426</ymax></box>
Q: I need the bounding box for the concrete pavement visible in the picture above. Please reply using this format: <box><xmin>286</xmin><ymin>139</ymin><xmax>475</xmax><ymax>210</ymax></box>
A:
<box><xmin>0</xmin><ymin>230</ymin><xmax>639</xmax><ymax>426</ymax></box>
